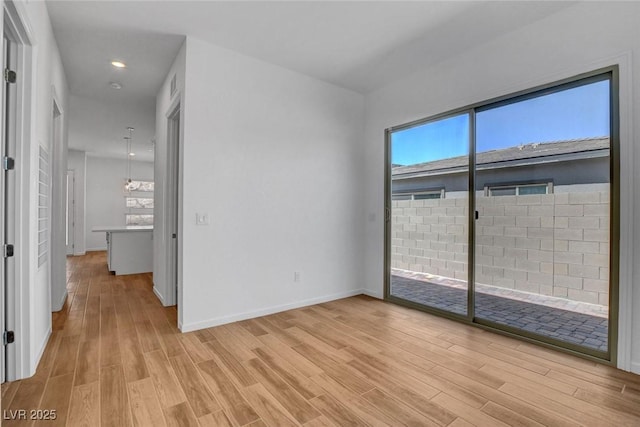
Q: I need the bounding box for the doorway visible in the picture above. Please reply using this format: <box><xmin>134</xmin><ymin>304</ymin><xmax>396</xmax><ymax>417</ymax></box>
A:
<box><xmin>66</xmin><ymin>170</ymin><xmax>74</xmax><ymax>255</ymax></box>
<box><xmin>50</xmin><ymin>99</ymin><xmax>65</xmax><ymax>312</ymax></box>
<box><xmin>166</xmin><ymin>104</ymin><xmax>180</xmax><ymax>309</ymax></box>
<box><xmin>385</xmin><ymin>67</ymin><xmax>619</xmax><ymax>362</ymax></box>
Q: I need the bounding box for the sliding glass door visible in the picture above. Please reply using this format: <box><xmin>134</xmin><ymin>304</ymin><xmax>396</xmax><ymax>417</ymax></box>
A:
<box><xmin>388</xmin><ymin>113</ymin><xmax>470</xmax><ymax>317</ymax></box>
<box><xmin>473</xmin><ymin>76</ymin><xmax>613</xmax><ymax>355</ymax></box>
<box><xmin>385</xmin><ymin>67</ymin><xmax>617</xmax><ymax>360</ymax></box>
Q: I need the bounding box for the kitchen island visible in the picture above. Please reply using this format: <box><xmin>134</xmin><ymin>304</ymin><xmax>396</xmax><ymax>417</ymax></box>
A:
<box><xmin>92</xmin><ymin>225</ymin><xmax>153</xmax><ymax>275</ymax></box>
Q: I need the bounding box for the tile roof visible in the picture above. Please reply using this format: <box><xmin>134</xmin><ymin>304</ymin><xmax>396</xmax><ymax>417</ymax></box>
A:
<box><xmin>392</xmin><ymin>137</ymin><xmax>609</xmax><ymax>177</ymax></box>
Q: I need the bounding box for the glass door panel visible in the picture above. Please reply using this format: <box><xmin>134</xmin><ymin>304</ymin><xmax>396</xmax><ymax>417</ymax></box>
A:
<box><xmin>474</xmin><ymin>78</ymin><xmax>611</xmax><ymax>354</ymax></box>
<box><xmin>389</xmin><ymin>114</ymin><xmax>470</xmax><ymax>316</ymax></box>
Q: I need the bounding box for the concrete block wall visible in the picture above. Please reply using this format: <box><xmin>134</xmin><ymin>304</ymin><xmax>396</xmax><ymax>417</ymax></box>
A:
<box><xmin>391</xmin><ymin>189</ymin><xmax>610</xmax><ymax>306</ymax></box>
<box><xmin>391</xmin><ymin>197</ymin><xmax>470</xmax><ymax>282</ymax></box>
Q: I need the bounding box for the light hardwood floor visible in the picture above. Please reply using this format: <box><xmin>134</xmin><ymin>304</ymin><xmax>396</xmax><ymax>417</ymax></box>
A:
<box><xmin>2</xmin><ymin>251</ymin><xmax>640</xmax><ymax>426</ymax></box>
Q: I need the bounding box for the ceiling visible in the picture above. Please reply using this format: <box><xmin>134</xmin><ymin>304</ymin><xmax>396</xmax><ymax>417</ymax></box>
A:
<box><xmin>47</xmin><ymin>1</ymin><xmax>574</xmax><ymax>160</ymax></box>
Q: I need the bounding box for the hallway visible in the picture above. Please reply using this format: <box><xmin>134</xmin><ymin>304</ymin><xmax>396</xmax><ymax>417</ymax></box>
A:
<box><xmin>2</xmin><ymin>252</ymin><xmax>175</xmax><ymax>426</ymax></box>
<box><xmin>3</xmin><ymin>253</ymin><xmax>640</xmax><ymax>426</ymax></box>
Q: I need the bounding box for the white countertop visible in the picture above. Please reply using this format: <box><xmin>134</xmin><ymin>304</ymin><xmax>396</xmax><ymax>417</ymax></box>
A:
<box><xmin>92</xmin><ymin>225</ymin><xmax>153</xmax><ymax>232</ymax></box>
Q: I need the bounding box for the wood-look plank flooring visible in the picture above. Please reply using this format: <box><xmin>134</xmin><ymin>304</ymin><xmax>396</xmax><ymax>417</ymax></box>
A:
<box><xmin>2</xmin><ymin>251</ymin><xmax>640</xmax><ymax>426</ymax></box>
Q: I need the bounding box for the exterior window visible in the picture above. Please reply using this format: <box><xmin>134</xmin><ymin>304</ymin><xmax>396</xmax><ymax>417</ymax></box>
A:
<box><xmin>487</xmin><ymin>183</ymin><xmax>550</xmax><ymax>196</ymax></box>
<box><xmin>392</xmin><ymin>189</ymin><xmax>444</xmax><ymax>201</ymax></box>
<box><xmin>125</xmin><ymin>180</ymin><xmax>154</xmax><ymax>192</ymax></box>
<box><xmin>413</xmin><ymin>192</ymin><xmax>442</xmax><ymax>200</ymax></box>
<box><xmin>126</xmin><ymin>214</ymin><xmax>154</xmax><ymax>226</ymax></box>
<box><xmin>124</xmin><ymin>180</ymin><xmax>154</xmax><ymax>226</ymax></box>
<box><xmin>126</xmin><ymin>197</ymin><xmax>154</xmax><ymax>209</ymax></box>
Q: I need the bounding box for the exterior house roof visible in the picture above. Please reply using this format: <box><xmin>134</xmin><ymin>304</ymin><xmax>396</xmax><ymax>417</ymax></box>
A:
<box><xmin>392</xmin><ymin>136</ymin><xmax>609</xmax><ymax>179</ymax></box>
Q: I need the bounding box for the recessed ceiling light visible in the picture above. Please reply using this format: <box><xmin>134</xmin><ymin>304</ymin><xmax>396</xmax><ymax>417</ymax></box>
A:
<box><xmin>109</xmin><ymin>82</ymin><xmax>122</xmax><ymax>90</ymax></box>
<box><xmin>129</xmin><ymin>152</ymin><xmax>136</xmax><ymax>157</ymax></box>
<box><xmin>111</xmin><ymin>60</ymin><xmax>126</xmax><ymax>68</ymax></box>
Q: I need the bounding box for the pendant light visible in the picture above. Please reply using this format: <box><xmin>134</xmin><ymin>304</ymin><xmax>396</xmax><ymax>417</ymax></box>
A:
<box><xmin>124</xmin><ymin>126</ymin><xmax>134</xmax><ymax>191</ymax></box>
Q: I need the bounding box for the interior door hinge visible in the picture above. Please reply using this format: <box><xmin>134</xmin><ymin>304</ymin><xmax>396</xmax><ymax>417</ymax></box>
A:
<box><xmin>2</xmin><ymin>156</ymin><xmax>15</xmax><ymax>171</ymax></box>
<box><xmin>4</xmin><ymin>68</ymin><xmax>16</xmax><ymax>84</ymax></box>
<box><xmin>3</xmin><ymin>330</ymin><xmax>15</xmax><ymax>345</ymax></box>
<box><xmin>3</xmin><ymin>244</ymin><xmax>14</xmax><ymax>258</ymax></box>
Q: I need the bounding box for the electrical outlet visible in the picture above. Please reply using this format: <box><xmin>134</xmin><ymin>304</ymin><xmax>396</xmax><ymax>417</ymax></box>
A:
<box><xmin>196</xmin><ymin>212</ymin><xmax>209</xmax><ymax>225</ymax></box>
<box><xmin>293</xmin><ymin>271</ymin><xmax>301</xmax><ymax>282</ymax></box>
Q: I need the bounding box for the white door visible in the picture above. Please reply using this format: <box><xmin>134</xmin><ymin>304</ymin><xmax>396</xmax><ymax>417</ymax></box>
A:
<box><xmin>0</xmin><ymin>32</ymin><xmax>7</xmax><ymax>385</ymax></box>
<box><xmin>1</xmin><ymin>30</ymin><xmax>18</xmax><ymax>383</ymax></box>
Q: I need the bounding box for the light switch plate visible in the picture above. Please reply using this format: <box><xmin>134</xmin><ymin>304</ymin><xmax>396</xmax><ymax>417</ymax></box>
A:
<box><xmin>196</xmin><ymin>212</ymin><xmax>209</xmax><ymax>225</ymax></box>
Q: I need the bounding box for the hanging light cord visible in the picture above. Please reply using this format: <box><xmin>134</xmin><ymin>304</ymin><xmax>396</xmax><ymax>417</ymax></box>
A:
<box><xmin>125</xmin><ymin>127</ymin><xmax>134</xmax><ymax>191</ymax></box>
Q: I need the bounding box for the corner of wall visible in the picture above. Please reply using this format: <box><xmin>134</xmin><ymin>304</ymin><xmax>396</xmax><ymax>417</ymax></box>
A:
<box><xmin>362</xmin><ymin>289</ymin><xmax>383</xmax><ymax>300</ymax></box>
<box><xmin>153</xmin><ymin>285</ymin><xmax>166</xmax><ymax>306</ymax></box>
<box><xmin>31</xmin><ymin>326</ymin><xmax>51</xmax><ymax>378</ymax></box>
<box><xmin>51</xmin><ymin>289</ymin><xmax>67</xmax><ymax>312</ymax></box>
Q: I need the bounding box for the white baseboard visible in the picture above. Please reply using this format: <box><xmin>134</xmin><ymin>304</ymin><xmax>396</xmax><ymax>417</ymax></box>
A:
<box><xmin>73</xmin><ymin>251</ymin><xmax>86</xmax><ymax>256</ymax></box>
<box><xmin>153</xmin><ymin>286</ymin><xmax>166</xmax><ymax>306</ymax></box>
<box><xmin>630</xmin><ymin>361</ymin><xmax>640</xmax><ymax>375</ymax></box>
<box><xmin>52</xmin><ymin>290</ymin><xmax>68</xmax><ymax>312</ymax></box>
<box><xmin>86</xmin><ymin>247</ymin><xmax>107</xmax><ymax>252</ymax></box>
<box><xmin>180</xmin><ymin>288</ymin><xmax>364</xmax><ymax>332</ymax></box>
<box><xmin>29</xmin><ymin>327</ymin><xmax>52</xmax><ymax>379</ymax></box>
<box><xmin>362</xmin><ymin>288</ymin><xmax>383</xmax><ymax>299</ymax></box>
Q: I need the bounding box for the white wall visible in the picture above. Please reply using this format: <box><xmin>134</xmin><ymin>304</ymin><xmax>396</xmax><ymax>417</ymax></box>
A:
<box><xmin>171</xmin><ymin>37</ymin><xmax>364</xmax><ymax>331</ymax></box>
<box><xmin>67</xmin><ymin>150</ymin><xmax>86</xmax><ymax>255</ymax></box>
<box><xmin>363</xmin><ymin>2</ymin><xmax>639</xmax><ymax>372</ymax></box>
<box><xmin>85</xmin><ymin>156</ymin><xmax>154</xmax><ymax>250</ymax></box>
<box><xmin>29</xmin><ymin>0</ymin><xmax>69</xmax><ymax>372</ymax></box>
<box><xmin>154</xmin><ymin>41</ymin><xmax>185</xmax><ymax>306</ymax></box>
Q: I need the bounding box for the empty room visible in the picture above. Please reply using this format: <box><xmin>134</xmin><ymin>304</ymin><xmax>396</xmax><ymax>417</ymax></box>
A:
<box><xmin>2</xmin><ymin>1</ymin><xmax>640</xmax><ymax>426</ymax></box>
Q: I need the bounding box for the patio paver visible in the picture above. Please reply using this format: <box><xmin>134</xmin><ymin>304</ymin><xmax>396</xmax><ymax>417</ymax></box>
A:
<box><xmin>391</xmin><ymin>274</ymin><xmax>609</xmax><ymax>352</ymax></box>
